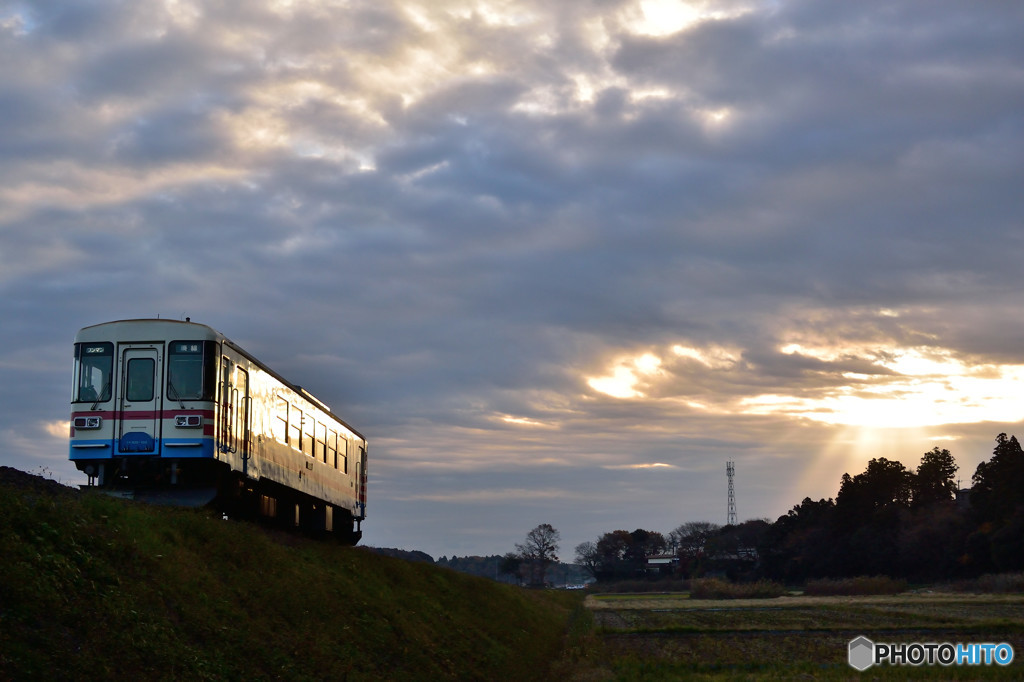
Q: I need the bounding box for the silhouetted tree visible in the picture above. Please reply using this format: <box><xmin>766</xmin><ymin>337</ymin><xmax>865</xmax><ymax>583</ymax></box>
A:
<box><xmin>967</xmin><ymin>434</ymin><xmax>1024</xmax><ymax>571</ymax></box>
<box><xmin>704</xmin><ymin>519</ymin><xmax>770</xmax><ymax>581</ymax></box>
<box><xmin>971</xmin><ymin>433</ymin><xmax>1024</xmax><ymax>525</ymax></box>
<box><xmin>514</xmin><ymin>523</ymin><xmax>560</xmax><ymax>586</ymax></box>
<box><xmin>627</xmin><ymin>528</ymin><xmax>667</xmax><ymax>563</ymax></box>
<box><xmin>761</xmin><ymin>498</ymin><xmax>836</xmax><ymax>582</ymax></box>
<box><xmin>588</xmin><ymin>529</ymin><xmax>665</xmax><ymax>581</ymax></box>
<box><xmin>668</xmin><ymin>521</ymin><xmax>720</xmax><ymax>577</ymax></box>
<box><xmin>912</xmin><ymin>447</ymin><xmax>958</xmax><ymax>508</ymax></box>
<box><xmin>574</xmin><ymin>541</ymin><xmax>599</xmax><ymax>579</ymax></box>
<box><xmin>898</xmin><ymin>503</ymin><xmax>969</xmax><ymax>580</ymax></box>
<box><xmin>836</xmin><ymin>457</ymin><xmax>913</xmax><ymax>520</ymax></box>
<box><xmin>500</xmin><ymin>552</ymin><xmax>523</xmax><ymax>585</ymax></box>
<box><xmin>833</xmin><ymin>458</ymin><xmax>913</xmax><ymax>576</ymax></box>
<box><xmin>594</xmin><ymin>529</ymin><xmax>633</xmax><ymax>580</ymax></box>
<box><xmin>990</xmin><ymin>508</ymin><xmax>1024</xmax><ymax>571</ymax></box>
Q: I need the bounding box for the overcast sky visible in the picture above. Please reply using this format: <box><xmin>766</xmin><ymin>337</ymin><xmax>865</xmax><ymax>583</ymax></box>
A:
<box><xmin>2</xmin><ymin>0</ymin><xmax>1023</xmax><ymax>560</ymax></box>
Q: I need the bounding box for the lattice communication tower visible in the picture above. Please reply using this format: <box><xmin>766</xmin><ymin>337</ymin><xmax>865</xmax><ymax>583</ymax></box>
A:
<box><xmin>726</xmin><ymin>461</ymin><xmax>737</xmax><ymax>526</ymax></box>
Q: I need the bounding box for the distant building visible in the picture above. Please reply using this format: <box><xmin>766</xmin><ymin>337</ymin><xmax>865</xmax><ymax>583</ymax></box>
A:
<box><xmin>645</xmin><ymin>553</ymin><xmax>678</xmax><ymax>576</ymax></box>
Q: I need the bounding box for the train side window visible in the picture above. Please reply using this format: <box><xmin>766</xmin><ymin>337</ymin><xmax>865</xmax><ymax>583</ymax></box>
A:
<box><xmin>274</xmin><ymin>398</ymin><xmax>288</xmax><ymax>444</ymax></box>
<box><xmin>327</xmin><ymin>430</ymin><xmax>338</xmax><ymax>469</ymax></box>
<box><xmin>74</xmin><ymin>342</ymin><xmax>113</xmax><ymax>402</ymax></box>
<box><xmin>302</xmin><ymin>414</ymin><xmax>314</xmax><ymax>457</ymax></box>
<box><xmin>125</xmin><ymin>358</ymin><xmax>155</xmax><ymax>402</ymax></box>
<box><xmin>289</xmin><ymin>407</ymin><xmax>302</xmax><ymax>451</ymax></box>
<box><xmin>317</xmin><ymin>422</ymin><xmax>327</xmax><ymax>463</ymax></box>
<box><xmin>339</xmin><ymin>436</ymin><xmax>349</xmax><ymax>473</ymax></box>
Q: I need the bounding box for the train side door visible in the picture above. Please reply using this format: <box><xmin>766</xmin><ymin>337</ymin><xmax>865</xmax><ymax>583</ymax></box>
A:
<box><xmin>236</xmin><ymin>367</ymin><xmax>251</xmax><ymax>469</ymax></box>
<box><xmin>218</xmin><ymin>358</ymin><xmax>235</xmax><ymax>455</ymax></box>
<box><xmin>217</xmin><ymin>358</ymin><xmax>251</xmax><ymax>463</ymax></box>
<box><xmin>118</xmin><ymin>345</ymin><xmax>161</xmax><ymax>454</ymax></box>
<box><xmin>357</xmin><ymin>446</ymin><xmax>367</xmax><ymax>519</ymax></box>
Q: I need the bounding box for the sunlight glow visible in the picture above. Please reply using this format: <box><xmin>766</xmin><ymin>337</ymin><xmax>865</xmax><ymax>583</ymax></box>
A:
<box><xmin>623</xmin><ymin>1</ymin><xmax>754</xmax><ymax>37</ymax></box>
<box><xmin>587</xmin><ymin>338</ymin><xmax>1024</xmax><ymax>429</ymax></box>
<box><xmin>587</xmin><ymin>353</ymin><xmax>662</xmax><ymax>398</ymax></box>
<box><xmin>673</xmin><ymin>344</ymin><xmax>740</xmax><ymax>369</ymax></box>
<box><xmin>629</xmin><ymin>0</ymin><xmax>700</xmax><ymax>36</ymax></box>
<box><xmin>745</xmin><ymin>343</ymin><xmax>1024</xmax><ymax>428</ymax></box>
<box><xmin>44</xmin><ymin>421</ymin><xmax>70</xmax><ymax>439</ymax></box>
<box><xmin>499</xmin><ymin>414</ymin><xmax>550</xmax><ymax>428</ymax></box>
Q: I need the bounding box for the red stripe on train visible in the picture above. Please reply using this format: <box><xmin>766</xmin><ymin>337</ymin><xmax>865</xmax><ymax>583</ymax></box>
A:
<box><xmin>72</xmin><ymin>410</ymin><xmax>216</xmax><ymax>419</ymax></box>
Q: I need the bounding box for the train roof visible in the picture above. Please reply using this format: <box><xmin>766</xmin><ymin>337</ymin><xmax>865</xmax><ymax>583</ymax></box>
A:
<box><xmin>74</xmin><ymin>319</ymin><xmax>365</xmax><ymax>441</ymax></box>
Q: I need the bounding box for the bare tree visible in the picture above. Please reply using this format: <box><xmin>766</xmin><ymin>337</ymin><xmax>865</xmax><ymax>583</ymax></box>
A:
<box><xmin>574</xmin><ymin>541</ymin><xmax>599</xmax><ymax>579</ymax></box>
<box><xmin>668</xmin><ymin>521</ymin><xmax>720</xmax><ymax>559</ymax></box>
<box><xmin>515</xmin><ymin>523</ymin><xmax>560</xmax><ymax>586</ymax></box>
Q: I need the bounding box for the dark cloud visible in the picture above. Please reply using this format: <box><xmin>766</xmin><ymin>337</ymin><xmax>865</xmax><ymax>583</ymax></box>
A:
<box><xmin>2</xmin><ymin>0</ymin><xmax>1023</xmax><ymax>557</ymax></box>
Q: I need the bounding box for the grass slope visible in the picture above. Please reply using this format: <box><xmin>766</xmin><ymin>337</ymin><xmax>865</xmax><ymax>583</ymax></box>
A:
<box><xmin>0</xmin><ymin>468</ymin><xmax>576</xmax><ymax>680</ymax></box>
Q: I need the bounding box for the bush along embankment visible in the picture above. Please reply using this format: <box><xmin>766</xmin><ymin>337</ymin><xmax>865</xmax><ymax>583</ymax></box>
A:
<box><xmin>0</xmin><ymin>467</ymin><xmax>576</xmax><ymax>681</ymax></box>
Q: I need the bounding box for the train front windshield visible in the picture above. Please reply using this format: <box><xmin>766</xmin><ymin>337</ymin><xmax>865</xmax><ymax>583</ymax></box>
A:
<box><xmin>74</xmin><ymin>342</ymin><xmax>113</xmax><ymax>403</ymax></box>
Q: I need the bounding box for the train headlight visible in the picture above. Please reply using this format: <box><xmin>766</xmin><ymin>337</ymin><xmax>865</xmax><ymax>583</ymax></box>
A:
<box><xmin>175</xmin><ymin>415</ymin><xmax>202</xmax><ymax>428</ymax></box>
<box><xmin>73</xmin><ymin>416</ymin><xmax>102</xmax><ymax>429</ymax></box>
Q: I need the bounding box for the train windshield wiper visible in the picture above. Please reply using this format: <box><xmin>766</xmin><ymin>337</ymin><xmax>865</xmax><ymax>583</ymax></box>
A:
<box><xmin>90</xmin><ymin>376</ymin><xmax>111</xmax><ymax>411</ymax></box>
<box><xmin>167</xmin><ymin>379</ymin><xmax>187</xmax><ymax>410</ymax></box>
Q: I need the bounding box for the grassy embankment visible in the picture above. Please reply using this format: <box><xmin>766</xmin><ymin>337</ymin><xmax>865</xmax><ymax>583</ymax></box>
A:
<box><xmin>0</xmin><ymin>468</ymin><xmax>579</xmax><ymax>680</ymax></box>
<box><xmin>7</xmin><ymin>467</ymin><xmax>1024</xmax><ymax>681</ymax></box>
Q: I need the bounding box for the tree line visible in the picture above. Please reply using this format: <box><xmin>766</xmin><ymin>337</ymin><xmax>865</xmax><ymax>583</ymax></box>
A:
<box><xmin>569</xmin><ymin>433</ymin><xmax>1024</xmax><ymax>584</ymax></box>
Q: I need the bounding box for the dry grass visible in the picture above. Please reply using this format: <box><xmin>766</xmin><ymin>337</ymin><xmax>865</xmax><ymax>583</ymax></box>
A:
<box><xmin>580</xmin><ymin>591</ymin><xmax>1024</xmax><ymax>679</ymax></box>
<box><xmin>805</xmin><ymin>575</ymin><xmax>907</xmax><ymax>596</ymax></box>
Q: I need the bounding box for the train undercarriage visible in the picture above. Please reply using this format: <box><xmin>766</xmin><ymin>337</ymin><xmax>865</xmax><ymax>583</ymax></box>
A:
<box><xmin>81</xmin><ymin>457</ymin><xmax>363</xmax><ymax>545</ymax></box>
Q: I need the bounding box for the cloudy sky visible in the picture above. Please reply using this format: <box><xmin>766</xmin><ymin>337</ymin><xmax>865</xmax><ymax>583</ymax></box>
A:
<box><xmin>2</xmin><ymin>0</ymin><xmax>1023</xmax><ymax>559</ymax></box>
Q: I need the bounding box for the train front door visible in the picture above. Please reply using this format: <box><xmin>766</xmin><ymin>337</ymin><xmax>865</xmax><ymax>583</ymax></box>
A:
<box><xmin>117</xmin><ymin>345</ymin><xmax>161</xmax><ymax>454</ymax></box>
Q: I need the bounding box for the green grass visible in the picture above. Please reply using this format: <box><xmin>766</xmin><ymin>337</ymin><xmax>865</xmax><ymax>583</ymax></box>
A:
<box><xmin>0</xmin><ymin>471</ymin><xmax>577</xmax><ymax>680</ymax></box>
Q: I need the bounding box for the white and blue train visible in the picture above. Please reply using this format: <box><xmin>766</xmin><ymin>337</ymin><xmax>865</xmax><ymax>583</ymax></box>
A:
<box><xmin>69</xmin><ymin>319</ymin><xmax>367</xmax><ymax>543</ymax></box>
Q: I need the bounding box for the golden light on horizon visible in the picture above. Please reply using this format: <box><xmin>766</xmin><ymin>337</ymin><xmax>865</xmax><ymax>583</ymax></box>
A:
<box><xmin>587</xmin><ymin>340</ymin><xmax>1024</xmax><ymax>430</ymax></box>
<box><xmin>752</xmin><ymin>344</ymin><xmax>1024</xmax><ymax>428</ymax></box>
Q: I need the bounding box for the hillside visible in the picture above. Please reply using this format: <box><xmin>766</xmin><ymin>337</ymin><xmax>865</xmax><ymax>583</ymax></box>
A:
<box><xmin>0</xmin><ymin>467</ymin><xmax>579</xmax><ymax>680</ymax></box>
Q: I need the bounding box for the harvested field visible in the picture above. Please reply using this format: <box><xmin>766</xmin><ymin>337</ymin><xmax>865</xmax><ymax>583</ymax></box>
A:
<box><xmin>578</xmin><ymin>592</ymin><xmax>1024</xmax><ymax>679</ymax></box>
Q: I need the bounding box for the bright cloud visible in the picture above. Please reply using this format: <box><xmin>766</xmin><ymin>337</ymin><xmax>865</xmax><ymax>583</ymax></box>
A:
<box><xmin>587</xmin><ymin>352</ymin><xmax>663</xmax><ymax>398</ymax></box>
<box><xmin>587</xmin><ymin>341</ymin><xmax>1024</xmax><ymax>429</ymax></box>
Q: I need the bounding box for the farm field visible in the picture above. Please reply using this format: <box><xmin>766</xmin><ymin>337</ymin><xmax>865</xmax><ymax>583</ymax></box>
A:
<box><xmin>576</xmin><ymin>591</ymin><xmax>1024</xmax><ymax>680</ymax></box>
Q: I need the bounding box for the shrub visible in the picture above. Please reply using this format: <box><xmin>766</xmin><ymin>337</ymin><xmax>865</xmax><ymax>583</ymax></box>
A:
<box><xmin>689</xmin><ymin>578</ymin><xmax>785</xmax><ymax>599</ymax></box>
<box><xmin>943</xmin><ymin>572</ymin><xmax>1024</xmax><ymax>593</ymax></box>
<box><xmin>803</xmin><ymin>575</ymin><xmax>906</xmax><ymax>596</ymax></box>
<box><xmin>586</xmin><ymin>577</ymin><xmax>689</xmax><ymax>594</ymax></box>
